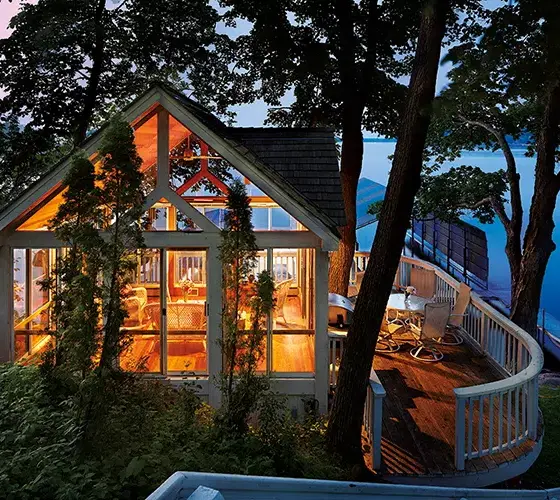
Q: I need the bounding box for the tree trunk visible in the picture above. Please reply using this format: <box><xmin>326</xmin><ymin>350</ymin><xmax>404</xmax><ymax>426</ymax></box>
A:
<box><xmin>326</xmin><ymin>0</ymin><xmax>450</xmax><ymax>467</ymax></box>
<box><xmin>511</xmin><ymin>81</ymin><xmax>560</xmax><ymax>335</ymax></box>
<box><xmin>499</xmin><ymin>132</ymin><xmax>523</xmax><ymax>301</ymax></box>
<box><xmin>458</xmin><ymin>119</ymin><xmax>524</xmax><ymax>302</ymax></box>
<box><xmin>328</xmin><ymin>0</ymin><xmax>369</xmax><ymax>297</ymax></box>
<box><xmin>328</xmin><ymin>122</ymin><xmax>363</xmax><ymax>296</ymax></box>
<box><xmin>73</xmin><ymin>0</ymin><xmax>106</xmax><ymax>145</ymax></box>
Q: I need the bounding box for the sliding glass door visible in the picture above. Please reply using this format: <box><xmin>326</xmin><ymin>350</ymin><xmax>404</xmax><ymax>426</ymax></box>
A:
<box><xmin>122</xmin><ymin>248</ymin><xmax>208</xmax><ymax>375</ymax></box>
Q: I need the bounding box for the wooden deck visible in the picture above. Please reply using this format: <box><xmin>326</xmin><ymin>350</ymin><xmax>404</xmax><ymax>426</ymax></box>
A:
<box><xmin>369</xmin><ymin>334</ymin><xmax>539</xmax><ymax>482</ymax></box>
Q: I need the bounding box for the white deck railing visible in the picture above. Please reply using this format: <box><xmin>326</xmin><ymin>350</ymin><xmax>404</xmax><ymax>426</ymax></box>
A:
<box><xmin>364</xmin><ymin>370</ymin><xmax>386</xmax><ymax>470</ymax></box>
<box><xmin>333</xmin><ymin>253</ymin><xmax>544</xmax><ymax>472</ymax></box>
<box><xmin>148</xmin><ymin>472</ymin><xmax>560</xmax><ymax>499</ymax></box>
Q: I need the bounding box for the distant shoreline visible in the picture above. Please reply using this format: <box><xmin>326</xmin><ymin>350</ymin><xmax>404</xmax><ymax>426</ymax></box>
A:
<box><xmin>335</xmin><ymin>137</ymin><xmax>531</xmax><ymax>148</ymax></box>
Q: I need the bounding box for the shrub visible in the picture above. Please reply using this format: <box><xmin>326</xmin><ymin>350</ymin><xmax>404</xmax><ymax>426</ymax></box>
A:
<box><xmin>0</xmin><ymin>364</ymin><xmax>345</xmax><ymax>499</ymax></box>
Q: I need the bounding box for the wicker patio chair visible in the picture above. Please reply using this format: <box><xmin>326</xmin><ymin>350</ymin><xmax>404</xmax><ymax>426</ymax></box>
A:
<box><xmin>274</xmin><ymin>278</ymin><xmax>293</xmax><ymax>324</ymax></box>
<box><xmin>144</xmin><ymin>302</ymin><xmax>206</xmax><ymax>331</ymax></box>
<box><xmin>409</xmin><ymin>302</ymin><xmax>451</xmax><ymax>362</ymax></box>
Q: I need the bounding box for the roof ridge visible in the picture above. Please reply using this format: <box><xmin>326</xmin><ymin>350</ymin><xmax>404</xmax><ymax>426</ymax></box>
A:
<box><xmin>228</xmin><ymin>126</ymin><xmax>335</xmax><ymax>133</ymax></box>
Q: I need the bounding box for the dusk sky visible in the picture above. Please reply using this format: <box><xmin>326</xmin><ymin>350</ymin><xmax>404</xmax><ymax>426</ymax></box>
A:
<box><xmin>1</xmin><ymin>1</ymin><xmax>503</xmax><ymax>128</ymax></box>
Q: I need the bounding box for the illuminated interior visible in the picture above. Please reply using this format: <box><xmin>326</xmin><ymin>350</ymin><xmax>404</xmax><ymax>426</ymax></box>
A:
<box><xmin>120</xmin><ymin>249</ymin><xmax>208</xmax><ymax>374</ymax></box>
<box><xmin>119</xmin><ymin>248</ymin><xmax>315</xmax><ymax>375</ymax></box>
<box><xmin>13</xmin><ymin>248</ymin><xmax>54</xmax><ymax>362</ymax></box>
<box><xmin>12</xmin><ymin>105</ymin><xmax>316</xmax><ymax>376</ymax></box>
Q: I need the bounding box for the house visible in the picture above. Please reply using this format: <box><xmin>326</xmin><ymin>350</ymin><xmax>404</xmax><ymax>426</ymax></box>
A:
<box><xmin>0</xmin><ymin>83</ymin><xmax>545</xmax><ymax>486</ymax></box>
<box><xmin>0</xmin><ymin>83</ymin><xmax>344</xmax><ymax>413</ymax></box>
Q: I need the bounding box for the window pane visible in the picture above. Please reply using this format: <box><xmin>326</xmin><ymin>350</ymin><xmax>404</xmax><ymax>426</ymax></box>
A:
<box><xmin>271</xmin><ymin>249</ymin><xmax>315</xmax><ymax>373</ymax></box>
<box><xmin>13</xmin><ymin>248</ymin><xmax>53</xmax><ymax>363</ymax></box>
<box><xmin>271</xmin><ymin>208</ymin><xmax>294</xmax><ymax>230</ymax></box>
<box><xmin>252</xmin><ymin>208</ymin><xmax>269</xmax><ymax>230</ymax></box>
<box><xmin>272</xmin><ymin>334</ymin><xmax>314</xmax><ymax>373</ymax></box>
<box><xmin>204</xmin><ymin>208</ymin><xmax>228</xmax><ymax>229</ymax></box>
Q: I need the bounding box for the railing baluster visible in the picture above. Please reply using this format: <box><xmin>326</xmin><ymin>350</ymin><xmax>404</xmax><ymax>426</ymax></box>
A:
<box><xmin>467</xmin><ymin>398</ymin><xmax>474</xmax><ymax>458</ymax></box>
<box><xmin>455</xmin><ymin>397</ymin><xmax>466</xmax><ymax>470</ymax></box>
<box><xmin>477</xmin><ymin>395</ymin><xmax>484</xmax><ymax>457</ymax></box>
<box><xmin>507</xmin><ymin>389</ymin><xmax>512</xmax><ymax>448</ymax></box>
<box><xmin>488</xmin><ymin>393</ymin><xmax>494</xmax><ymax>454</ymax></box>
<box><xmin>498</xmin><ymin>391</ymin><xmax>504</xmax><ymax>451</ymax></box>
<box><xmin>522</xmin><ymin>382</ymin><xmax>527</xmax><ymax>438</ymax></box>
<box><xmin>515</xmin><ymin>385</ymin><xmax>520</xmax><ymax>445</ymax></box>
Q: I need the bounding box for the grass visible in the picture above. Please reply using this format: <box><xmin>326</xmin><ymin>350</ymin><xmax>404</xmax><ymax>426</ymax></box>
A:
<box><xmin>516</xmin><ymin>385</ymin><xmax>560</xmax><ymax>490</ymax></box>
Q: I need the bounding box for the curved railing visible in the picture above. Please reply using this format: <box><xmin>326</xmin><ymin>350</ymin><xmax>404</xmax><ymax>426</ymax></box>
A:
<box><xmin>347</xmin><ymin>253</ymin><xmax>544</xmax><ymax>471</ymax></box>
<box><xmin>453</xmin><ymin>291</ymin><xmax>543</xmax><ymax>469</ymax></box>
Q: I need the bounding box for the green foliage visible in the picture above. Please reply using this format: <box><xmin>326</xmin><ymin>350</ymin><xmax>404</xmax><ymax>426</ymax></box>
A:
<box><xmin>43</xmin><ymin>153</ymin><xmax>104</xmax><ymax>378</ymax></box>
<box><xmin>419</xmin><ymin>0</ymin><xmax>560</xmax><ymax>225</ymax></box>
<box><xmin>0</xmin><ymin>364</ymin><xmax>344</xmax><ymax>499</ymax></box>
<box><xmin>95</xmin><ymin>116</ymin><xmax>145</xmax><ymax>373</ymax></box>
<box><xmin>222</xmin><ymin>0</ymin><xmax>407</xmax><ymax>134</ymax></box>
<box><xmin>217</xmin><ymin>179</ymin><xmax>276</xmax><ymax>434</ymax></box>
<box><xmin>0</xmin><ymin>116</ymin><xmax>70</xmax><ymax>210</ymax></box>
<box><xmin>0</xmin><ymin>0</ymin><xmax>250</xmax><ymax>207</ymax></box>
<box><xmin>517</xmin><ymin>386</ymin><xmax>560</xmax><ymax>489</ymax></box>
<box><xmin>222</xmin><ymin>0</ymin><xmax>483</xmax><ymax>133</ymax></box>
<box><xmin>43</xmin><ymin>116</ymin><xmax>145</xmax><ymax>378</ymax></box>
<box><xmin>414</xmin><ymin>166</ymin><xmax>508</xmax><ymax>224</ymax></box>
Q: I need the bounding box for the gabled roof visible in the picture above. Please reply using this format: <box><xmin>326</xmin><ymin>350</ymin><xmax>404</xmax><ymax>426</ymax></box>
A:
<box><xmin>162</xmin><ymin>83</ymin><xmax>345</xmax><ymax>230</ymax></box>
<box><xmin>0</xmin><ymin>83</ymin><xmax>345</xmax><ymax>245</ymax></box>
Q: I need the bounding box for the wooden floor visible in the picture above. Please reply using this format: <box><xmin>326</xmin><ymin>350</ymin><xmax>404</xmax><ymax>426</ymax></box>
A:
<box><xmin>370</xmin><ymin>334</ymin><xmax>537</xmax><ymax>479</ymax></box>
<box><xmin>121</xmin><ymin>296</ymin><xmax>314</xmax><ymax>374</ymax></box>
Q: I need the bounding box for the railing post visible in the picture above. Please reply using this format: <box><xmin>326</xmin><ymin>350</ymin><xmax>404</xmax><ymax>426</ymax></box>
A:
<box><xmin>372</xmin><ymin>391</ymin><xmax>383</xmax><ymax>470</ymax></box>
<box><xmin>455</xmin><ymin>396</ymin><xmax>466</xmax><ymax>471</ymax></box>
<box><xmin>527</xmin><ymin>377</ymin><xmax>538</xmax><ymax>440</ymax></box>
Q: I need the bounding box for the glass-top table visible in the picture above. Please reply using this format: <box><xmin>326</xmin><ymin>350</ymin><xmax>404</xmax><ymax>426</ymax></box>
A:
<box><xmin>386</xmin><ymin>293</ymin><xmax>432</xmax><ymax>314</ymax></box>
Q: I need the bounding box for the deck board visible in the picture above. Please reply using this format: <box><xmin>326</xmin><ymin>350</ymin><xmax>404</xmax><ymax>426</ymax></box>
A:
<box><xmin>370</xmin><ymin>333</ymin><xmax>534</xmax><ymax>479</ymax></box>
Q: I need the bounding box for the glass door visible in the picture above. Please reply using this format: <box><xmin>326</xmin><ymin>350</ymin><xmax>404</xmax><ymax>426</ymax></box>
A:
<box><xmin>165</xmin><ymin>249</ymin><xmax>208</xmax><ymax>374</ymax></box>
<box><xmin>121</xmin><ymin>249</ymin><xmax>162</xmax><ymax>373</ymax></box>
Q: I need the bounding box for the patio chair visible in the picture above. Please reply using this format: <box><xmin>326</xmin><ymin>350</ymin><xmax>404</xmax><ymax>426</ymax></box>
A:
<box><xmin>274</xmin><ymin>278</ymin><xmax>293</xmax><ymax>324</ymax></box>
<box><xmin>144</xmin><ymin>302</ymin><xmax>207</xmax><ymax>331</ymax></box>
<box><xmin>409</xmin><ymin>302</ymin><xmax>451</xmax><ymax>362</ymax></box>
<box><xmin>439</xmin><ymin>282</ymin><xmax>471</xmax><ymax>346</ymax></box>
<box><xmin>355</xmin><ymin>271</ymin><xmax>365</xmax><ymax>294</ymax></box>
<box><xmin>375</xmin><ymin>314</ymin><xmax>405</xmax><ymax>353</ymax></box>
<box><xmin>410</xmin><ymin>266</ymin><xmax>436</xmax><ymax>299</ymax></box>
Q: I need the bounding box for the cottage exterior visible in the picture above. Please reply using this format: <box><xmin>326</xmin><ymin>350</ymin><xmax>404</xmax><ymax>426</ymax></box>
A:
<box><xmin>0</xmin><ymin>83</ymin><xmax>344</xmax><ymax>413</ymax></box>
<box><xmin>0</xmin><ymin>83</ymin><xmax>546</xmax><ymax>485</ymax></box>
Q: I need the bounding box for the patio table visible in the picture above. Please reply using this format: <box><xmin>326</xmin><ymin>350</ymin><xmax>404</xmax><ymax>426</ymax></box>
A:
<box><xmin>386</xmin><ymin>293</ymin><xmax>433</xmax><ymax>327</ymax></box>
<box><xmin>386</xmin><ymin>293</ymin><xmax>432</xmax><ymax>314</ymax></box>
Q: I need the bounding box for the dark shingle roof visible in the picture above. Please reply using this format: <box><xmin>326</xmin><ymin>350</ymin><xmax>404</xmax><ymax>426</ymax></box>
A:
<box><xmin>227</xmin><ymin>128</ymin><xmax>345</xmax><ymax>228</ymax></box>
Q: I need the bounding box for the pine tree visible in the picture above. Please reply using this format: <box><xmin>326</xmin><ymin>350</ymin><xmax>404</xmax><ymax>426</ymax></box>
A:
<box><xmin>96</xmin><ymin>116</ymin><xmax>145</xmax><ymax>374</ymax></box>
<box><xmin>43</xmin><ymin>154</ymin><xmax>104</xmax><ymax>379</ymax></box>
<box><xmin>218</xmin><ymin>179</ymin><xmax>275</xmax><ymax>434</ymax></box>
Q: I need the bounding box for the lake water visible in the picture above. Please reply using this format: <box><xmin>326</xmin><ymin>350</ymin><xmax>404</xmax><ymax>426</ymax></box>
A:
<box><xmin>357</xmin><ymin>141</ymin><xmax>560</xmax><ymax>335</ymax></box>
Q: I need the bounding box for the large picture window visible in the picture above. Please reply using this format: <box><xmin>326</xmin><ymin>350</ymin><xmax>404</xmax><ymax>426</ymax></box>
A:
<box><xmin>13</xmin><ymin>248</ymin><xmax>54</xmax><ymax>362</ymax></box>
